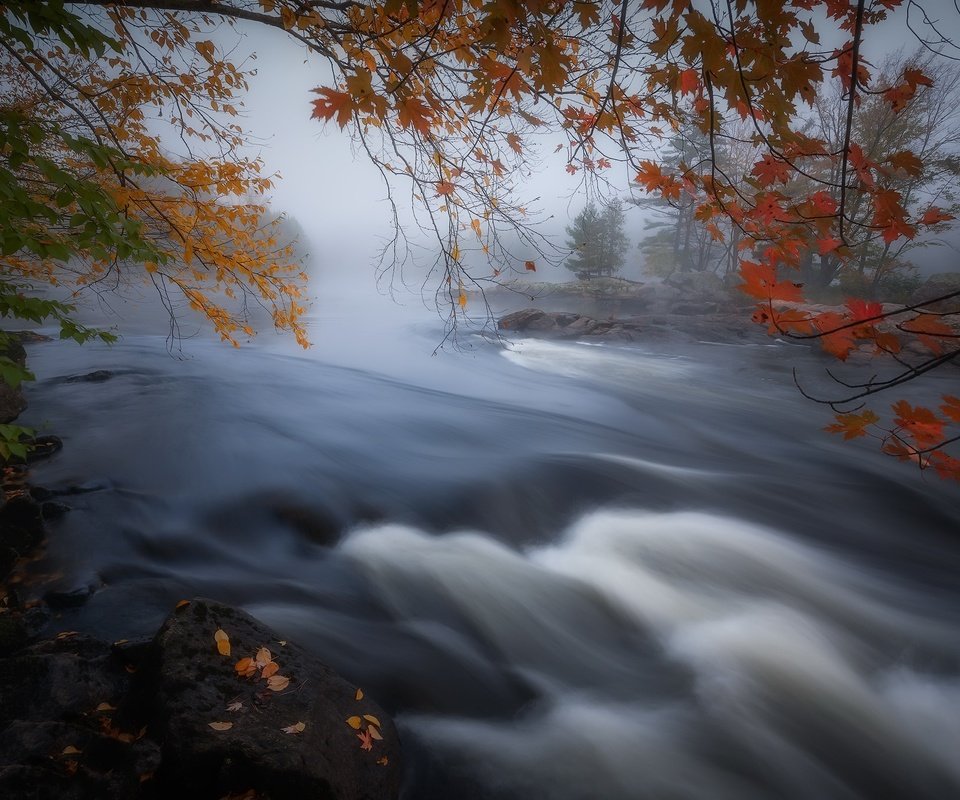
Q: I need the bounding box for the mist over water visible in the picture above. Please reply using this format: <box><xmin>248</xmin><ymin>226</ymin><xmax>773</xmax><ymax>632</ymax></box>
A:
<box><xmin>18</xmin><ymin>282</ymin><xmax>960</xmax><ymax>799</ymax></box>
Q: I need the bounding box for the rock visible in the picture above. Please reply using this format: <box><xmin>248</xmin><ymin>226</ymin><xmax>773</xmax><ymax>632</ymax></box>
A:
<box><xmin>672</xmin><ymin>301</ymin><xmax>720</xmax><ymax>315</ymax></box>
<box><xmin>41</xmin><ymin>501</ymin><xmax>71</xmax><ymax>521</ymax></box>
<box><xmin>909</xmin><ymin>272</ymin><xmax>960</xmax><ymax>313</ymax></box>
<box><xmin>64</xmin><ymin>370</ymin><xmax>114</xmax><ymax>383</ymax></box>
<box><xmin>0</xmin><ymin>496</ymin><xmax>45</xmax><ymax>556</ymax></box>
<box><xmin>151</xmin><ymin>599</ymin><xmax>402</xmax><ymax>799</ymax></box>
<box><xmin>27</xmin><ymin>435</ymin><xmax>63</xmax><ymax>462</ymax></box>
<box><xmin>44</xmin><ymin>585</ymin><xmax>96</xmax><ymax>609</ymax></box>
<box><xmin>0</xmin><ymin>634</ymin><xmax>129</xmax><ymax>730</ymax></box>
<box><xmin>0</xmin><ymin>615</ymin><xmax>28</xmax><ymax>656</ymax></box>
<box><xmin>553</xmin><ymin>312</ymin><xmax>581</xmax><ymax>327</ymax></box>
<box><xmin>497</xmin><ymin>308</ymin><xmax>550</xmax><ymax>332</ymax></box>
<box><xmin>561</xmin><ymin>316</ymin><xmax>598</xmax><ymax>336</ymax></box>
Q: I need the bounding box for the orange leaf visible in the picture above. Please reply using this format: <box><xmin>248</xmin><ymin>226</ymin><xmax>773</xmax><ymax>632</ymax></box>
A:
<box><xmin>261</xmin><ymin>661</ymin><xmax>279</xmax><ymax>679</ymax></box>
<box><xmin>346</xmin><ymin>716</ymin><xmax>363</xmax><ymax>729</ymax></box>
<box><xmin>214</xmin><ymin>629</ymin><xmax>231</xmax><ymax>657</ymax></box>
<box><xmin>397</xmin><ymin>96</ymin><xmax>433</xmax><ymax>135</ymax></box>
<box><xmin>813</xmin><ymin>311</ymin><xmax>858</xmax><ymax>360</ymax></box>
<box><xmin>888</xmin><ymin>150</ymin><xmax>923</xmax><ymax>177</ymax></box>
<box><xmin>282</xmin><ymin>721</ymin><xmax>306</xmax><ymax>734</ymax></box>
<box><xmin>208</xmin><ymin>722</ymin><xmax>233</xmax><ymax>731</ymax></box>
<box><xmin>751</xmin><ymin>154</ymin><xmax>791</xmax><ymax>186</ymax></box>
<box><xmin>677</xmin><ymin>68</ymin><xmax>699</xmax><ymax>96</ymax></box>
<box><xmin>435</xmin><ymin>181</ymin><xmax>455</xmax><ymax>196</ymax></box>
<box><xmin>255</xmin><ymin>647</ymin><xmax>272</xmax><ymax>667</ymax></box>
<box><xmin>825</xmin><ymin>410</ymin><xmax>879</xmax><ymax>440</ymax></box>
<box><xmin>234</xmin><ymin>657</ymin><xmax>257</xmax><ymax>678</ymax></box>
<box><xmin>524</xmin><ymin>260</ymin><xmax>536</xmax><ymax>271</ymax></box>
<box><xmin>941</xmin><ymin>396</ymin><xmax>960</xmax><ymax>423</ymax></box>
<box><xmin>310</xmin><ymin>88</ymin><xmax>354</xmax><ymax>127</ymax></box>
<box><xmin>355</xmin><ymin>688</ymin><xmax>364</xmax><ymax>701</ymax></box>
<box><xmin>920</xmin><ymin>207</ymin><xmax>954</xmax><ymax>226</ymax></box>
<box><xmin>175</xmin><ymin>600</ymin><xmax>190</xmax><ymax>610</ymax></box>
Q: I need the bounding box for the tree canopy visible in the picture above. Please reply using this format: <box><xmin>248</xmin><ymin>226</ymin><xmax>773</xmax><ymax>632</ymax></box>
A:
<box><xmin>2</xmin><ymin>0</ymin><xmax>959</xmax><ymax>479</ymax></box>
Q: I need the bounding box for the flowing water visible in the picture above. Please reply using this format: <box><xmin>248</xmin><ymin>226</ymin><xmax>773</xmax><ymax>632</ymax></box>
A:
<box><xmin>17</xmin><ymin>295</ymin><xmax>960</xmax><ymax>799</ymax></box>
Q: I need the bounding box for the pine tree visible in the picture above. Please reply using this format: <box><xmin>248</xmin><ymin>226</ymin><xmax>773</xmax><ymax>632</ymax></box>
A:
<box><xmin>565</xmin><ymin>200</ymin><xmax>627</xmax><ymax>279</ymax></box>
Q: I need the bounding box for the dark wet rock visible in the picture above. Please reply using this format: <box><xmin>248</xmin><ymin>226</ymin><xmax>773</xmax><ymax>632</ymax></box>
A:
<box><xmin>672</xmin><ymin>301</ymin><xmax>720</xmax><ymax>315</ymax></box>
<box><xmin>27</xmin><ymin>434</ymin><xmax>63</xmax><ymax>462</ymax></box>
<box><xmin>152</xmin><ymin>598</ymin><xmax>403</xmax><ymax>799</ymax></box>
<box><xmin>0</xmin><ymin>615</ymin><xmax>28</xmax><ymax>656</ymax></box>
<box><xmin>44</xmin><ymin>585</ymin><xmax>96</xmax><ymax>609</ymax></box>
<box><xmin>64</xmin><ymin>370</ymin><xmax>114</xmax><ymax>384</ymax></box>
<box><xmin>0</xmin><ymin>634</ymin><xmax>128</xmax><ymax>729</ymax></box>
<box><xmin>29</xmin><ymin>486</ymin><xmax>55</xmax><ymax>502</ymax></box>
<box><xmin>41</xmin><ymin>501</ymin><xmax>71</xmax><ymax>520</ymax></box>
<box><xmin>497</xmin><ymin>308</ymin><xmax>552</xmax><ymax>332</ymax></box>
<box><xmin>271</xmin><ymin>502</ymin><xmax>341</xmax><ymax>546</ymax></box>
<box><xmin>0</xmin><ymin>338</ymin><xmax>27</xmax><ymax>425</ymax></box>
<box><xmin>0</xmin><ymin>496</ymin><xmax>45</xmax><ymax>555</ymax></box>
<box><xmin>0</xmin><ymin>547</ymin><xmax>16</xmax><ymax>582</ymax></box>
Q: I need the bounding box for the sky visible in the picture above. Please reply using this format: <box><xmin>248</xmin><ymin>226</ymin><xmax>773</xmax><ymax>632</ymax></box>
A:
<box><xmin>212</xmin><ymin>2</ymin><xmax>960</xmax><ymax>296</ymax></box>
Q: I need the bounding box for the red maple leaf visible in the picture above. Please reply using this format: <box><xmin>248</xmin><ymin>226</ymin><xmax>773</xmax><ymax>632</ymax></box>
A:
<box><xmin>751</xmin><ymin>154</ymin><xmax>791</xmax><ymax>186</ymax></box>
<box><xmin>310</xmin><ymin>88</ymin><xmax>354</xmax><ymax>127</ymax></box>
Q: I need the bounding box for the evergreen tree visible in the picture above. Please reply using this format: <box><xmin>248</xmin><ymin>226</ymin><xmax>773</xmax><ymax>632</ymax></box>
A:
<box><xmin>565</xmin><ymin>200</ymin><xmax>628</xmax><ymax>279</ymax></box>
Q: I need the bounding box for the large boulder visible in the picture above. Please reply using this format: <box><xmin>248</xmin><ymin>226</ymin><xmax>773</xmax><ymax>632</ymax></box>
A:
<box><xmin>151</xmin><ymin>599</ymin><xmax>402</xmax><ymax>800</ymax></box>
<box><xmin>909</xmin><ymin>272</ymin><xmax>960</xmax><ymax>312</ymax></box>
<box><xmin>497</xmin><ymin>308</ymin><xmax>557</xmax><ymax>333</ymax></box>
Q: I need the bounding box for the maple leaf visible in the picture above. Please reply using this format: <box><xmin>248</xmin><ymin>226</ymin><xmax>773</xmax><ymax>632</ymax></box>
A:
<box><xmin>888</xmin><ymin>150</ymin><xmax>923</xmax><ymax>177</ymax></box>
<box><xmin>506</xmin><ymin>132</ymin><xmax>523</xmax><ymax>154</ymax></box>
<box><xmin>310</xmin><ymin>88</ymin><xmax>354</xmax><ymax>128</ymax></box>
<box><xmin>357</xmin><ymin>729</ymin><xmax>374</xmax><ymax>751</ymax></box>
<box><xmin>435</xmin><ymin>181</ymin><xmax>455</xmax><ymax>196</ymax></box>
<box><xmin>677</xmin><ymin>68</ymin><xmax>699</xmax><ymax>96</ymax></box>
<box><xmin>899</xmin><ymin>314</ymin><xmax>954</xmax><ymax>354</ymax></box>
<box><xmin>751</xmin><ymin>154</ymin><xmax>791</xmax><ymax>186</ymax></box>
<box><xmin>826</xmin><ymin>410</ymin><xmax>880</xmax><ymax>440</ymax></box>
<box><xmin>817</xmin><ymin>237</ymin><xmax>842</xmax><ymax>255</ymax></box>
<box><xmin>941</xmin><ymin>396</ymin><xmax>960</xmax><ymax>423</ymax></box>
<box><xmin>920</xmin><ymin>207</ymin><xmax>954</xmax><ymax>226</ymax></box>
<box><xmin>892</xmin><ymin>400</ymin><xmax>945</xmax><ymax>449</ymax></box>
<box><xmin>397</xmin><ymin>97</ymin><xmax>433</xmax><ymax>135</ymax></box>
<box><xmin>524</xmin><ymin>261</ymin><xmax>536</xmax><ymax>271</ymax></box>
<box><xmin>813</xmin><ymin>311</ymin><xmax>858</xmax><ymax>360</ymax></box>
<box><xmin>214</xmin><ymin>629</ymin><xmax>231</xmax><ymax>657</ymax></box>
<box><xmin>845</xmin><ymin>298</ymin><xmax>883</xmax><ymax>323</ymax></box>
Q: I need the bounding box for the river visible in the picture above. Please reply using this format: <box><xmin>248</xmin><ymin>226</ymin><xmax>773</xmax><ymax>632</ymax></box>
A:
<box><xmin>17</xmin><ymin>294</ymin><xmax>960</xmax><ymax>799</ymax></box>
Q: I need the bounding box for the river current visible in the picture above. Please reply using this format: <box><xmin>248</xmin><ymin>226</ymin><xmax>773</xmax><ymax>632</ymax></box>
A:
<box><xmin>18</xmin><ymin>296</ymin><xmax>960</xmax><ymax>799</ymax></box>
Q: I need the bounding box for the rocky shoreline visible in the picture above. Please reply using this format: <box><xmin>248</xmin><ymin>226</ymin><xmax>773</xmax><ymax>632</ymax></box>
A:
<box><xmin>0</xmin><ymin>597</ymin><xmax>402</xmax><ymax>799</ymax></box>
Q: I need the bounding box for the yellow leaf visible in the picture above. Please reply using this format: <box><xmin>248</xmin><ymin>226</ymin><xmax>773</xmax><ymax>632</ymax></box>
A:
<box><xmin>368</xmin><ymin>725</ymin><xmax>383</xmax><ymax>740</ymax></box>
<box><xmin>208</xmin><ymin>721</ymin><xmax>233</xmax><ymax>731</ymax></box>
<box><xmin>346</xmin><ymin>715</ymin><xmax>363</xmax><ymax>729</ymax></box>
<box><xmin>471</xmin><ymin>219</ymin><xmax>482</xmax><ymax>238</ymax></box>
<box><xmin>458</xmin><ymin>292</ymin><xmax>467</xmax><ymax>309</ymax></box>
<box><xmin>451</xmin><ymin>245</ymin><xmax>460</xmax><ymax>261</ymax></box>
<box><xmin>235</xmin><ymin>657</ymin><xmax>256</xmax><ymax>677</ymax></box>
<box><xmin>355</xmin><ymin>688</ymin><xmax>364</xmax><ymax>701</ymax></box>
<box><xmin>255</xmin><ymin>647</ymin><xmax>272</xmax><ymax>667</ymax></box>
<box><xmin>363</xmin><ymin>714</ymin><xmax>381</xmax><ymax>728</ymax></box>
<box><xmin>61</xmin><ymin>745</ymin><xmax>82</xmax><ymax>755</ymax></box>
<box><xmin>175</xmin><ymin>600</ymin><xmax>190</xmax><ymax>610</ymax></box>
<box><xmin>282</xmin><ymin>721</ymin><xmax>306</xmax><ymax>734</ymax></box>
<box><xmin>266</xmin><ymin>675</ymin><xmax>290</xmax><ymax>692</ymax></box>
<box><xmin>214</xmin><ymin>629</ymin><xmax>231</xmax><ymax>657</ymax></box>
<box><xmin>95</xmin><ymin>703</ymin><xmax>116</xmax><ymax>712</ymax></box>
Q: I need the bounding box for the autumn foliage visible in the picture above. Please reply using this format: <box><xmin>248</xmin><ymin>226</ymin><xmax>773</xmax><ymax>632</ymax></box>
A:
<box><xmin>6</xmin><ymin>0</ymin><xmax>960</xmax><ymax>479</ymax></box>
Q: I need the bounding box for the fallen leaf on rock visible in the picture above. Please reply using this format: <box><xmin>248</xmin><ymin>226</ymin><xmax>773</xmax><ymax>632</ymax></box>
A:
<box><xmin>234</xmin><ymin>657</ymin><xmax>257</xmax><ymax>678</ymax></box>
<box><xmin>255</xmin><ymin>647</ymin><xmax>272</xmax><ymax>667</ymax></box>
<box><xmin>355</xmin><ymin>688</ymin><xmax>363</xmax><ymax>701</ymax></box>
<box><xmin>214</xmin><ymin>629</ymin><xmax>231</xmax><ymax>657</ymax></box>
<box><xmin>266</xmin><ymin>675</ymin><xmax>289</xmax><ymax>692</ymax></box>
<box><xmin>226</xmin><ymin>701</ymin><xmax>244</xmax><ymax>712</ymax></box>
<box><xmin>56</xmin><ymin>631</ymin><xmax>78</xmax><ymax>640</ymax></box>
<box><xmin>277</xmin><ymin>640</ymin><xmax>287</xmax><ymax>647</ymax></box>
<box><xmin>357</xmin><ymin>729</ymin><xmax>374</xmax><ymax>751</ymax></box>
<box><xmin>175</xmin><ymin>600</ymin><xmax>190</xmax><ymax>610</ymax></box>
<box><xmin>377</xmin><ymin>756</ymin><xmax>389</xmax><ymax>766</ymax></box>
<box><xmin>64</xmin><ymin>759</ymin><xmax>78</xmax><ymax>776</ymax></box>
<box><xmin>363</xmin><ymin>714</ymin><xmax>381</xmax><ymax>728</ymax></box>
<box><xmin>261</xmin><ymin>661</ymin><xmax>279</xmax><ymax>679</ymax></box>
<box><xmin>95</xmin><ymin>702</ymin><xmax>116</xmax><ymax>712</ymax></box>
<box><xmin>61</xmin><ymin>745</ymin><xmax>82</xmax><ymax>755</ymax></box>
<box><xmin>368</xmin><ymin>725</ymin><xmax>383</xmax><ymax>741</ymax></box>
<box><xmin>209</xmin><ymin>721</ymin><xmax>233</xmax><ymax>731</ymax></box>
<box><xmin>346</xmin><ymin>715</ymin><xmax>362</xmax><ymax>729</ymax></box>
<box><xmin>281</xmin><ymin>721</ymin><xmax>306</xmax><ymax>734</ymax></box>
